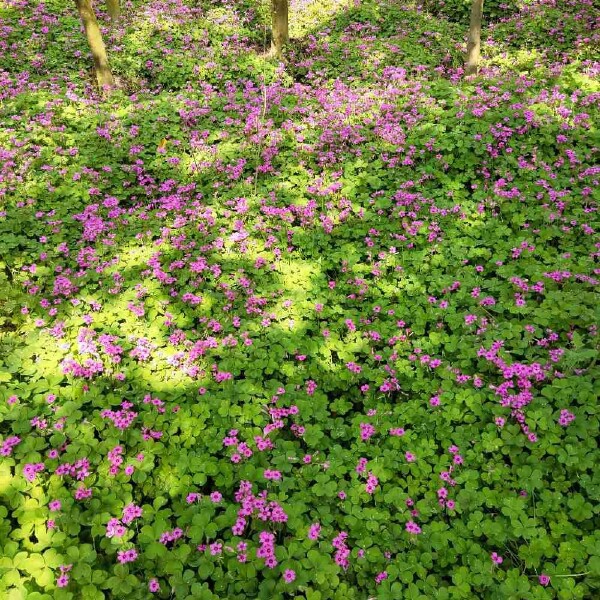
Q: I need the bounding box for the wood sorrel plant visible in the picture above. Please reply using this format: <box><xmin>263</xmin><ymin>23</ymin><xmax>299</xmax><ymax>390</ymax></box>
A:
<box><xmin>0</xmin><ymin>0</ymin><xmax>598</xmax><ymax>598</ymax></box>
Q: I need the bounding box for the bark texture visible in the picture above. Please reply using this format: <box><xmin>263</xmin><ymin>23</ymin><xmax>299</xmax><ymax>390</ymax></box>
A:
<box><xmin>465</xmin><ymin>0</ymin><xmax>484</xmax><ymax>75</ymax></box>
<box><xmin>271</xmin><ymin>0</ymin><xmax>289</xmax><ymax>57</ymax></box>
<box><xmin>106</xmin><ymin>0</ymin><xmax>120</xmax><ymax>22</ymax></box>
<box><xmin>74</xmin><ymin>0</ymin><xmax>115</xmax><ymax>90</ymax></box>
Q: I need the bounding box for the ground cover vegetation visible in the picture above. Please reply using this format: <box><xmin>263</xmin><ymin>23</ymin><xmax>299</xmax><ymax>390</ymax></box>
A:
<box><xmin>0</xmin><ymin>0</ymin><xmax>598</xmax><ymax>598</ymax></box>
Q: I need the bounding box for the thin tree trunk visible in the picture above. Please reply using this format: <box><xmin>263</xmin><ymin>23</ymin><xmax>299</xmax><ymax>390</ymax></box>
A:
<box><xmin>106</xmin><ymin>0</ymin><xmax>120</xmax><ymax>22</ymax></box>
<box><xmin>74</xmin><ymin>0</ymin><xmax>115</xmax><ymax>90</ymax></box>
<box><xmin>465</xmin><ymin>0</ymin><xmax>483</xmax><ymax>75</ymax></box>
<box><xmin>271</xmin><ymin>0</ymin><xmax>289</xmax><ymax>57</ymax></box>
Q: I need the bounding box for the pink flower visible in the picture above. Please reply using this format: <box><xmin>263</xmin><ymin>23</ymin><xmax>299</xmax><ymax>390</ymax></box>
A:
<box><xmin>375</xmin><ymin>571</ymin><xmax>388</xmax><ymax>584</ymax></box>
<box><xmin>106</xmin><ymin>518</ymin><xmax>126</xmax><ymax>538</ymax></box>
<box><xmin>49</xmin><ymin>500</ymin><xmax>61</xmax><ymax>512</ymax></box>
<box><xmin>558</xmin><ymin>409</ymin><xmax>575</xmax><ymax>426</ymax></box>
<box><xmin>360</xmin><ymin>422</ymin><xmax>376</xmax><ymax>441</ymax></box>
<box><xmin>491</xmin><ymin>552</ymin><xmax>503</xmax><ymax>565</ymax></box>
<box><xmin>406</xmin><ymin>521</ymin><xmax>421</xmax><ymax>535</ymax></box>
<box><xmin>356</xmin><ymin>457</ymin><xmax>368</xmax><ymax>474</ymax></box>
<box><xmin>149</xmin><ymin>578</ymin><xmax>160</xmax><ymax>592</ymax></box>
<box><xmin>117</xmin><ymin>549</ymin><xmax>138</xmax><ymax>564</ymax></box>
<box><xmin>210</xmin><ymin>491</ymin><xmax>223</xmax><ymax>503</ymax></box>
<box><xmin>365</xmin><ymin>472</ymin><xmax>378</xmax><ymax>495</ymax></box>
<box><xmin>122</xmin><ymin>503</ymin><xmax>142</xmax><ymax>524</ymax></box>
<box><xmin>23</xmin><ymin>463</ymin><xmax>44</xmax><ymax>482</ymax></box>
<box><xmin>308</xmin><ymin>523</ymin><xmax>321</xmax><ymax>540</ymax></box>
<box><xmin>332</xmin><ymin>531</ymin><xmax>350</xmax><ymax>569</ymax></box>
<box><xmin>539</xmin><ymin>574</ymin><xmax>550</xmax><ymax>586</ymax></box>
<box><xmin>265</xmin><ymin>556</ymin><xmax>278</xmax><ymax>568</ymax></box>
<box><xmin>56</xmin><ymin>574</ymin><xmax>69</xmax><ymax>587</ymax></box>
<box><xmin>283</xmin><ymin>569</ymin><xmax>296</xmax><ymax>583</ymax></box>
<box><xmin>405</xmin><ymin>452</ymin><xmax>416</xmax><ymax>462</ymax></box>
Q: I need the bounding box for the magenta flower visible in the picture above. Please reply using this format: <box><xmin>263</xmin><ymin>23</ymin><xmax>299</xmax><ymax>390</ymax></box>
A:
<box><xmin>283</xmin><ymin>569</ymin><xmax>296</xmax><ymax>583</ymax></box>
<box><xmin>117</xmin><ymin>549</ymin><xmax>138</xmax><ymax>564</ymax></box>
<box><xmin>406</xmin><ymin>521</ymin><xmax>421</xmax><ymax>535</ymax></box>
<box><xmin>308</xmin><ymin>523</ymin><xmax>321</xmax><ymax>540</ymax></box>
<box><xmin>149</xmin><ymin>578</ymin><xmax>160</xmax><ymax>592</ymax></box>
<box><xmin>74</xmin><ymin>486</ymin><xmax>92</xmax><ymax>500</ymax></box>
<box><xmin>558</xmin><ymin>409</ymin><xmax>575</xmax><ymax>426</ymax></box>
<box><xmin>365</xmin><ymin>472</ymin><xmax>378</xmax><ymax>495</ymax></box>
<box><xmin>265</xmin><ymin>556</ymin><xmax>278</xmax><ymax>568</ymax></box>
<box><xmin>539</xmin><ymin>574</ymin><xmax>550</xmax><ymax>586</ymax></box>
<box><xmin>360</xmin><ymin>422</ymin><xmax>376</xmax><ymax>441</ymax></box>
<box><xmin>106</xmin><ymin>518</ymin><xmax>126</xmax><ymax>539</ymax></box>
<box><xmin>122</xmin><ymin>503</ymin><xmax>142</xmax><ymax>524</ymax></box>
<box><xmin>389</xmin><ymin>428</ymin><xmax>405</xmax><ymax>436</ymax></box>
<box><xmin>491</xmin><ymin>552</ymin><xmax>503</xmax><ymax>565</ymax></box>
<box><xmin>23</xmin><ymin>463</ymin><xmax>44</xmax><ymax>482</ymax></box>
<box><xmin>375</xmin><ymin>571</ymin><xmax>388</xmax><ymax>584</ymax></box>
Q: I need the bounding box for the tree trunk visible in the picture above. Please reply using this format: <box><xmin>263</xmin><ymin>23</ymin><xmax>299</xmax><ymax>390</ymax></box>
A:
<box><xmin>74</xmin><ymin>0</ymin><xmax>115</xmax><ymax>90</ymax></box>
<box><xmin>271</xmin><ymin>0</ymin><xmax>289</xmax><ymax>57</ymax></box>
<box><xmin>465</xmin><ymin>0</ymin><xmax>483</xmax><ymax>75</ymax></box>
<box><xmin>106</xmin><ymin>0</ymin><xmax>120</xmax><ymax>22</ymax></box>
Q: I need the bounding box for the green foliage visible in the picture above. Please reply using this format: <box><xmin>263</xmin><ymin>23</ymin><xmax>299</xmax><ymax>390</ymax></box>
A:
<box><xmin>0</xmin><ymin>0</ymin><xmax>599</xmax><ymax>599</ymax></box>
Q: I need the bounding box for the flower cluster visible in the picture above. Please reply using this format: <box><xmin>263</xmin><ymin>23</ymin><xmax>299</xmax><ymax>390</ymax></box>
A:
<box><xmin>558</xmin><ymin>409</ymin><xmax>575</xmax><ymax>427</ymax></box>
<box><xmin>256</xmin><ymin>531</ymin><xmax>277</xmax><ymax>568</ymax></box>
<box><xmin>56</xmin><ymin>564</ymin><xmax>72</xmax><ymax>588</ymax></box>
<box><xmin>365</xmin><ymin>472</ymin><xmax>378</xmax><ymax>495</ymax></box>
<box><xmin>359</xmin><ymin>422</ymin><xmax>376</xmax><ymax>441</ymax></box>
<box><xmin>23</xmin><ymin>463</ymin><xmax>44</xmax><ymax>482</ymax></box>
<box><xmin>0</xmin><ymin>436</ymin><xmax>21</xmax><ymax>456</ymax></box>
<box><xmin>332</xmin><ymin>531</ymin><xmax>350</xmax><ymax>569</ymax></box>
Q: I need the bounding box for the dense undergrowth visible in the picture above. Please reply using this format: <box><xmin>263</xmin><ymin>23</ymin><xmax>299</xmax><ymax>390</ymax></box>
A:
<box><xmin>0</xmin><ymin>0</ymin><xmax>599</xmax><ymax>598</ymax></box>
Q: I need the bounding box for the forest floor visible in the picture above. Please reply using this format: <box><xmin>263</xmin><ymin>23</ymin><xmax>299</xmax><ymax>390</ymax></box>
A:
<box><xmin>0</xmin><ymin>1</ymin><xmax>599</xmax><ymax>599</ymax></box>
